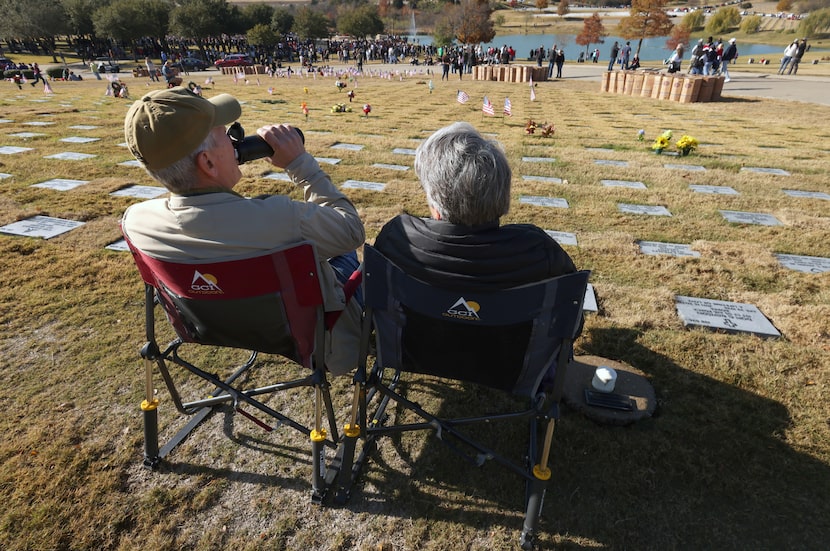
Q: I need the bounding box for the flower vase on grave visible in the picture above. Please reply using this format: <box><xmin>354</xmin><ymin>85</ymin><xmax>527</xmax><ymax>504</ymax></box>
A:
<box><xmin>654</xmin><ymin>148</ymin><xmax>664</xmax><ymax>155</ymax></box>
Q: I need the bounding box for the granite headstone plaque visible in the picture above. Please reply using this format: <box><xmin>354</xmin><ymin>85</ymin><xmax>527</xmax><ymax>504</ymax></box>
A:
<box><xmin>0</xmin><ymin>173</ymin><xmax>11</xmax><ymax>179</ymax></box>
<box><xmin>523</xmin><ymin>175</ymin><xmax>563</xmax><ymax>184</ymax></box>
<box><xmin>45</xmin><ymin>152</ymin><xmax>96</xmax><ymax>160</ymax></box>
<box><xmin>60</xmin><ymin>136</ymin><xmax>100</xmax><ymax>144</ymax></box>
<box><xmin>372</xmin><ymin>163</ymin><xmax>410</xmax><ymax>171</ymax></box>
<box><xmin>331</xmin><ymin>143</ymin><xmax>364</xmax><ymax>151</ymax></box>
<box><xmin>105</xmin><ymin>238</ymin><xmax>129</xmax><ymax>252</ymax></box>
<box><xmin>69</xmin><ymin>125</ymin><xmax>100</xmax><ymax>130</ymax></box>
<box><xmin>341</xmin><ymin>180</ymin><xmax>386</xmax><ymax>191</ymax></box>
<box><xmin>741</xmin><ymin>167</ymin><xmax>790</xmax><ymax>176</ymax></box>
<box><xmin>0</xmin><ymin>146</ymin><xmax>33</xmax><ymax>155</ymax></box>
<box><xmin>690</xmin><ymin>184</ymin><xmax>739</xmax><ymax>195</ymax></box>
<box><xmin>314</xmin><ymin>157</ymin><xmax>341</xmax><ymax>165</ymax></box>
<box><xmin>32</xmin><ymin>178</ymin><xmax>89</xmax><ymax>191</ymax></box>
<box><xmin>392</xmin><ymin>148</ymin><xmax>417</xmax><ymax>155</ymax></box>
<box><xmin>783</xmin><ymin>190</ymin><xmax>830</xmax><ymax>201</ymax></box>
<box><xmin>519</xmin><ymin>196</ymin><xmax>569</xmax><ymax>208</ymax></box>
<box><xmin>522</xmin><ymin>156</ymin><xmax>556</xmax><ymax>163</ymax></box>
<box><xmin>23</xmin><ymin>121</ymin><xmax>54</xmax><ymax>126</ymax></box>
<box><xmin>618</xmin><ymin>203</ymin><xmax>672</xmax><ymax>216</ymax></box>
<box><xmin>720</xmin><ymin>210</ymin><xmax>782</xmax><ymax>226</ymax></box>
<box><xmin>664</xmin><ymin>163</ymin><xmax>706</xmax><ymax>172</ymax></box>
<box><xmin>8</xmin><ymin>132</ymin><xmax>45</xmax><ymax>139</ymax></box>
<box><xmin>544</xmin><ymin>230</ymin><xmax>578</xmax><ymax>246</ymax></box>
<box><xmin>602</xmin><ymin>179</ymin><xmax>647</xmax><ymax>189</ymax></box>
<box><xmin>583</xmin><ymin>284</ymin><xmax>598</xmax><ymax>313</ymax></box>
<box><xmin>774</xmin><ymin>253</ymin><xmax>830</xmax><ymax>273</ymax></box>
<box><xmin>637</xmin><ymin>240</ymin><xmax>700</xmax><ymax>257</ymax></box>
<box><xmin>675</xmin><ymin>295</ymin><xmax>780</xmax><ymax>338</ymax></box>
<box><xmin>263</xmin><ymin>172</ymin><xmax>291</xmax><ymax>181</ymax></box>
<box><xmin>110</xmin><ymin>185</ymin><xmax>167</xmax><ymax>199</ymax></box>
<box><xmin>0</xmin><ymin>215</ymin><xmax>85</xmax><ymax>239</ymax></box>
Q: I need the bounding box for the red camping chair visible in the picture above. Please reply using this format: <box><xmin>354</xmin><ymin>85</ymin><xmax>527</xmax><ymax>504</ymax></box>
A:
<box><xmin>336</xmin><ymin>244</ymin><xmax>590</xmax><ymax>548</ymax></box>
<box><xmin>123</xmin><ymin>233</ymin><xmax>361</xmax><ymax>502</ymax></box>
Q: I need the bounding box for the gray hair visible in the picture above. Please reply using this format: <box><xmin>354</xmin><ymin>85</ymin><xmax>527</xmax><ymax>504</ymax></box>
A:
<box><xmin>144</xmin><ymin>129</ymin><xmax>221</xmax><ymax>194</ymax></box>
<box><xmin>414</xmin><ymin>122</ymin><xmax>511</xmax><ymax>226</ymax></box>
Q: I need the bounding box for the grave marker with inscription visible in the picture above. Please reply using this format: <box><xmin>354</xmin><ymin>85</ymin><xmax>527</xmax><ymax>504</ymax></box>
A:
<box><xmin>720</xmin><ymin>210</ymin><xmax>782</xmax><ymax>226</ymax></box>
<box><xmin>519</xmin><ymin>196</ymin><xmax>569</xmax><ymax>208</ymax></box>
<box><xmin>110</xmin><ymin>185</ymin><xmax>167</xmax><ymax>199</ymax></box>
<box><xmin>45</xmin><ymin>152</ymin><xmax>96</xmax><ymax>161</ymax></box>
<box><xmin>341</xmin><ymin>180</ymin><xmax>386</xmax><ymax>191</ymax></box>
<box><xmin>675</xmin><ymin>295</ymin><xmax>780</xmax><ymax>338</ymax></box>
<box><xmin>0</xmin><ymin>215</ymin><xmax>85</xmax><ymax>239</ymax></box>
<box><xmin>32</xmin><ymin>178</ymin><xmax>89</xmax><ymax>191</ymax></box>
<box><xmin>783</xmin><ymin>190</ymin><xmax>830</xmax><ymax>201</ymax></box>
<box><xmin>522</xmin><ymin>156</ymin><xmax>556</xmax><ymax>163</ymax></box>
<box><xmin>774</xmin><ymin>253</ymin><xmax>830</xmax><ymax>273</ymax></box>
<box><xmin>618</xmin><ymin>203</ymin><xmax>672</xmax><ymax>216</ymax></box>
<box><xmin>523</xmin><ymin>175</ymin><xmax>563</xmax><ymax>184</ymax></box>
<box><xmin>544</xmin><ymin>230</ymin><xmax>578</xmax><ymax>246</ymax></box>
<box><xmin>372</xmin><ymin>163</ymin><xmax>410</xmax><ymax>171</ymax></box>
<box><xmin>741</xmin><ymin>167</ymin><xmax>790</xmax><ymax>176</ymax></box>
<box><xmin>602</xmin><ymin>179</ymin><xmax>647</xmax><ymax>189</ymax></box>
<box><xmin>664</xmin><ymin>163</ymin><xmax>706</xmax><ymax>172</ymax></box>
<box><xmin>690</xmin><ymin>184</ymin><xmax>739</xmax><ymax>195</ymax></box>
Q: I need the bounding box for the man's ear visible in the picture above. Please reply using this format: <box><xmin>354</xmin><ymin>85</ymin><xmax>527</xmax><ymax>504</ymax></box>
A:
<box><xmin>195</xmin><ymin>150</ymin><xmax>217</xmax><ymax>177</ymax></box>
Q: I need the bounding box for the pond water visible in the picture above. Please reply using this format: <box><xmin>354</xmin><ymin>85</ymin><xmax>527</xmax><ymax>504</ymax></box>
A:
<box><xmin>408</xmin><ymin>33</ymin><xmax>804</xmax><ymax>63</ymax></box>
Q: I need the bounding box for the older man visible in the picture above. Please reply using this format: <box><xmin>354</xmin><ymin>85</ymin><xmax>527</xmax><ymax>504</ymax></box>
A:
<box><xmin>374</xmin><ymin>122</ymin><xmax>577</xmax><ymax>290</ymax></box>
<box><xmin>121</xmin><ymin>86</ymin><xmax>365</xmax><ymax>375</ymax></box>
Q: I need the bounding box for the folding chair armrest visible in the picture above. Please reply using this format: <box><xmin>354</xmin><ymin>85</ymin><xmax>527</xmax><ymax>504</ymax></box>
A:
<box><xmin>324</xmin><ymin>263</ymin><xmax>363</xmax><ymax>331</ymax></box>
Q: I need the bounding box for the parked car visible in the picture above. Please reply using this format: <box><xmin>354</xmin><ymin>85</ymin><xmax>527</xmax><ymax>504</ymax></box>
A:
<box><xmin>214</xmin><ymin>54</ymin><xmax>253</xmax><ymax>68</ymax></box>
<box><xmin>0</xmin><ymin>57</ymin><xmax>14</xmax><ymax>71</ymax></box>
<box><xmin>172</xmin><ymin>56</ymin><xmax>210</xmax><ymax>71</ymax></box>
<box><xmin>95</xmin><ymin>57</ymin><xmax>120</xmax><ymax>73</ymax></box>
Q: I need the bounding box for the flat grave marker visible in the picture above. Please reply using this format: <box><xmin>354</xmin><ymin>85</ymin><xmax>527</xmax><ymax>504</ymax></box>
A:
<box><xmin>32</xmin><ymin>178</ymin><xmax>89</xmax><ymax>191</ymax></box>
<box><xmin>330</xmin><ymin>143</ymin><xmax>365</xmax><ymax>151</ymax></box>
<box><xmin>618</xmin><ymin>203</ymin><xmax>672</xmax><ymax>216</ymax></box>
<box><xmin>23</xmin><ymin>121</ymin><xmax>54</xmax><ymax>126</ymax></box>
<box><xmin>8</xmin><ymin>132</ymin><xmax>45</xmax><ymax>139</ymax></box>
<box><xmin>583</xmin><ymin>284</ymin><xmax>598</xmax><ymax>313</ymax></box>
<box><xmin>523</xmin><ymin>175</ymin><xmax>563</xmax><ymax>184</ymax></box>
<box><xmin>0</xmin><ymin>146</ymin><xmax>33</xmax><ymax>155</ymax></box>
<box><xmin>68</xmin><ymin>125</ymin><xmax>100</xmax><ymax>130</ymax></box>
<box><xmin>720</xmin><ymin>210</ymin><xmax>783</xmax><ymax>226</ymax></box>
<box><xmin>105</xmin><ymin>238</ymin><xmax>129</xmax><ymax>252</ymax></box>
<box><xmin>519</xmin><ymin>195</ymin><xmax>569</xmax><ymax>208</ymax></box>
<box><xmin>690</xmin><ymin>184</ymin><xmax>739</xmax><ymax>195</ymax></box>
<box><xmin>263</xmin><ymin>172</ymin><xmax>291</xmax><ymax>181</ymax></box>
<box><xmin>110</xmin><ymin>185</ymin><xmax>167</xmax><ymax>199</ymax></box>
<box><xmin>314</xmin><ymin>157</ymin><xmax>341</xmax><ymax>165</ymax></box>
<box><xmin>602</xmin><ymin>179</ymin><xmax>647</xmax><ymax>190</ymax></box>
<box><xmin>0</xmin><ymin>215</ymin><xmax>85</xmax><ymax>239</ymax></box>
<box><xmin>60</xmin><ymin>136</ymin><xmax>100</xmax><ymax>144</ymax></box>
<box><xmin>392</xmin><ymin>148</ymin><xmax>417</xmax><ymax>156</ymax></box>
<box><xmin>637</xmin><ymin>240</ymin><xmax>700</xmax><ymax>257</ymax></box>
<box><xmin>0</xmin><ymin>119</ymin><xmax>12</xmax><ymax>124</ymax></box>
<box><xmin>372</xmin><ymin>163</ymin><xmax>410</xmax><ymax>171</ymax></box>
<box><xmin>741</xmin><ymin>167</ymin><xmax>790</xmax><ymax>176</ymax></box>
<box><xmin>783</xmin><ymin>189</ymin><xmax>830</xmax><ymax>201</ymax></box>
<box><xmin>341</xmin><ymin>180</ymin><xmax>387</xmax><ymax>191</ymax></box>
<box><xmin>522</xmin><ymin>156</ymin><xmax>556</xmax><ymax>163</ymax></box>
<box><xmin>664</xmin><ymin>163</ymin><xmax>706</xmax><ymax>172</ymax></box>
<box><xmin>544</xmin><ymin>230</ymin><xmax>578</xmax><ymax>246</ymax></box>
<box><xmin>594</xmin><ymin>159</ymin><xmax>629</xmax><ymax>167</ymax></box>
<box><xmin>44</xmin><ymin>152</ymin><xmax>97</xmax><ymax>161</ymax></box>
<box><xmin>675</xmin><ymin>295</ymin><xmax>781</xmax><ymax>338</ymax></box>
<box><xmin>0</xmin><ymin>173</ymin><xmax>12</xmax><ymax>179</ymax></box>
<box><xmin>774</xmin><ymin>253</ymin><xmax>830</xmax><ymax>273</ymax></box>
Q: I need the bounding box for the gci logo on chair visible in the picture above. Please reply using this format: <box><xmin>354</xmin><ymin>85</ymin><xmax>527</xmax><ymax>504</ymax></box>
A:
<box><xmin>443</xmin><ymin>297</ymin><xmax>480</xmax><ymax>321</ymax></box>
<box><xmin>190</xmin><ymin>270</ymin><xmax>223</xmax><ymax>294</ymax></box>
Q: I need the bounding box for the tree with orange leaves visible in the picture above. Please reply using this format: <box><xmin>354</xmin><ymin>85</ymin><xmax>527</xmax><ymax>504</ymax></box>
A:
<box><xmin>576</xmin><ymin>13</ymin><xmax>608</xmax><ymax>57</ymax></box>
<box><xmin>617</xmin><ymin>0</ymin><xmax>675</xmax><ymax>57</ymax></box>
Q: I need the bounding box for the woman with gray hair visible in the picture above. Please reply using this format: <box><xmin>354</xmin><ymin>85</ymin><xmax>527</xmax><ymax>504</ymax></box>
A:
<box><xmin>374</xmin><ymin>122</ymin><xmax>577</xmax><ymax>290</ymax></box>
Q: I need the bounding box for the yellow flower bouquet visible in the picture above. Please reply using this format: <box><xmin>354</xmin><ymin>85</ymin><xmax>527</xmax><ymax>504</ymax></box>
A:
<box><xmin>676</xmin><ymin>135</ymin><xmax>699</xmax><ymax>156</ymax></box>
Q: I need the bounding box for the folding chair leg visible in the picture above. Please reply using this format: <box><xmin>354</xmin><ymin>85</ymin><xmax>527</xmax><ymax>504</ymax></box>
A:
<box><xmin>521</xmin><ymin>418</ymin><xmax>556</xmax><ymax>550</ymax></box>
<box><xmin>334</xmin><ymin>383</ymin><xmax>363</xmax><ymax>504</ymax></box>
<box><xmin>140</xmin><ymin>358</ymin><xmax>161</xmax><ymax>469</ymax></box>
<box><xmin>310</xmin><ymin>387</ymin><xmax>329</xmax><ymax>503</ymax></box>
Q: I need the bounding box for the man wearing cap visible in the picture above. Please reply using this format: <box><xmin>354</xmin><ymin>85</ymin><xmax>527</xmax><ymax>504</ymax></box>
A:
<box><xmin>121</xmin><ymin>86</ymin><xmax>365</xmax><ymax>375</ymax></box>
<box><xmin>721</xmin><ymin>38</ymin><xmax>738</xmax><ymax>82</ymax></box>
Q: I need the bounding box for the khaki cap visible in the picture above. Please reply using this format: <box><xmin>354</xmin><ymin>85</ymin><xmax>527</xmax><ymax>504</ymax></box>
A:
<box><xmin>124</xmin><ymin>86</ymin><xmax>241</xmax><ymax>170</ymax></box>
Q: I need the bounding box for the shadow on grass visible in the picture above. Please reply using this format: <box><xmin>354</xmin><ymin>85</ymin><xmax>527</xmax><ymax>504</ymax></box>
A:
<box><xmin>335</xmin><ymin>327</ymin><xmax>830</xmax><ymax>549</ymax></box>
<box><xmin>542</xmin><ymin>326</ymin><xmax>830</xmax><ymax>550</ymax></box>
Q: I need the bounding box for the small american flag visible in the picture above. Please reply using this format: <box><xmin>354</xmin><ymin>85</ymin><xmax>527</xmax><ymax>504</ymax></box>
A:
<box><xmin>482</xmin><ymin>96</ymin><xmax>494</xmax><ymax>116</ymax></box>
<box><xmin>457</xmin><ymin>90</ymin><xmax>469</xmax><ymax>104</ymax></box>
<box><xmin>503</xmin><ymin>97</ymin><xmax>512</xmax><ymax>116</ymax></box>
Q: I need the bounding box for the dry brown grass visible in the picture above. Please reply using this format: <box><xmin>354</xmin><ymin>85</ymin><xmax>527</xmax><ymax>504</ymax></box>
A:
<box><xmin>0</xmin><ymin>60</ymin><xmax>829</xmax><ymax>550</ymax></box>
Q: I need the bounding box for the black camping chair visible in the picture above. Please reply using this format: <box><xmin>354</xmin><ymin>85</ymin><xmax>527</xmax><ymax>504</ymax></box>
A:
<box><xmin>336</xmin><ymin>244</ymin><xmax>590</xmax><ymax>549</ymax></box>
<box><xmin>123</xmin><ymin>233</ymin><xmax>361</xmax><ymax>502</ymax></box>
